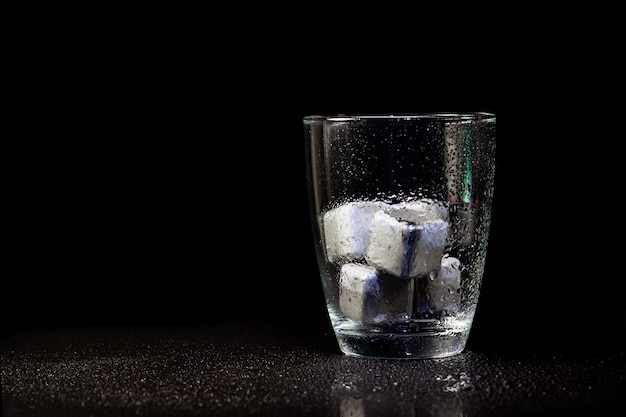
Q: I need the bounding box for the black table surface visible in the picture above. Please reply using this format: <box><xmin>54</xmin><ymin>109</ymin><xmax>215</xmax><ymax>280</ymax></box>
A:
<box><xmin>2</xmin><ymin>316</ymin><xmax>625</xmax><ymax>417</ymax></box>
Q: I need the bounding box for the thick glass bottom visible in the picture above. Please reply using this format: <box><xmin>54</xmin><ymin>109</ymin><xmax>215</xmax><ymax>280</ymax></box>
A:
<box><xmin>334</xmin><ymin>329</ymin><xmax>469</xmax><ymax>359</ymax></box>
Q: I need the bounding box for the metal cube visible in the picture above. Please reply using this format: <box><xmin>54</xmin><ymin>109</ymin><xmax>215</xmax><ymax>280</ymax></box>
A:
<box><xmin>426</xmin><ymin>255</ymin><xmax>462</xmax><ymax>314</ymax></box>
<box><xmin>339</xmin><ymin>263</ymin><xmax>414</xmax><ymax>325</ymax></box>
<box><xmin>322</xmin><ymin>201</ymin><xmax>389</xmax><ymax>263</ymax></box>
<box><xmin>365</xmin><ymin>210</ymin><xmax>449</xmax><ymax>278</ymax></box>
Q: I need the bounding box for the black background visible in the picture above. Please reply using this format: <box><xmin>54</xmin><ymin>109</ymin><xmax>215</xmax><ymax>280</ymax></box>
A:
<box><xmin>4</xmin><ymin>8</ymin><xmax>625</xmax><ymax>359</ymax></box>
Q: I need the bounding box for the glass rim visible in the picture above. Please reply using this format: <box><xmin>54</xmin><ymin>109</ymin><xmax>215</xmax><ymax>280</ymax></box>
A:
<box><xmin>304</xmin><ymin>112</ymin><xmax>496</xmax><ymax>124</ymax></box>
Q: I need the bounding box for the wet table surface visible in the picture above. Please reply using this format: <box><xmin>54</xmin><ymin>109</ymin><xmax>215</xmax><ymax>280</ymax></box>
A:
<box><xmin>1</xmin><ymin>320</ymin><xmax>625</xmax><ymax>417</ymax></box>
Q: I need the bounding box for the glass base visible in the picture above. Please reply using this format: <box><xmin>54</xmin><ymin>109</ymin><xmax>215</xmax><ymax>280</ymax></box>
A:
<box><xmin>334</xmin><ymin>329</ymin><xmax>469</xmax><ymax>359</ymax></box>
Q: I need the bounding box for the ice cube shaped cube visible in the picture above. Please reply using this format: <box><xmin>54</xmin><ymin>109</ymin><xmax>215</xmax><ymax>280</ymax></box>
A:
<box><xmin>390</xmin><ymin>198</ymin><xmax>450</xmax><ymax>223</ymax></box>
<box><xmin>426</xmin><ymin>255</ymin><xmax>462</xmax><ymax>313</ymax></box>
<box><xmin>365</xmin><ymin>210</ymin><xmax>421</xmax><ymax>278</ymax></box>
<box><xmin>339</xmin><ymin>263</ymin><xmax>414</xmax><ymax>325</ymax></box>
<box><xmin>407</xmin><ymin>219</ymin><xmax>449</xmax><ymax>277</ymax></box>
<box><xmin>389</xmin><ymin>199</ymin><xmax>449</xmax><ymax>277</ymax></box>
<box><xmin>322</xmin><ymin>201</ymin><xmax>389</xmax><ymax>263</ymax></box>
<box><xmin>365</xmin><ymin>206</ymin><xmax>449</xmax><ymax>278</ymax></box>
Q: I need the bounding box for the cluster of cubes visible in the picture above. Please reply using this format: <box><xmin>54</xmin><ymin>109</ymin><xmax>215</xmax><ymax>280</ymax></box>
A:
<box><xmin>322</xmin><ymin>199</ymin><xmax>461</xmax><ymax>325</ymax></box>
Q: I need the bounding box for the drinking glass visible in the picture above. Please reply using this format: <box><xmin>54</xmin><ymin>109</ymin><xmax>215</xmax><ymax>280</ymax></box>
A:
<box><xmin>304</xmin><ymin>113</ymin><xmax>496</xmax><ymax>359</ymax></box>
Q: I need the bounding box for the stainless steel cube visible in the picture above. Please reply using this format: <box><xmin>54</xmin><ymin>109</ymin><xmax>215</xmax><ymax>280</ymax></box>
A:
<box><xmin>389</xmin><ymin>199</ymin><xmax>450</xmax><ymax>223</ymax></box>
<box><xmin>426</xmin><ymin>255</ymin><xmax>462</xmax><ymax>314</ymax></box>
<box><xmin>339</xmin><ymin>263</ymin><xmax>414</xmax><ymax>325</ymax></box>
<box><xmin>322</xmin><ymin>201</ymin><xmax>389</xmax><ymax>263</ymax></box>
<box><xmin>366</xmin><ymin>210</ymin><xmax>448</xmax><ymax>278</ymax></box>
